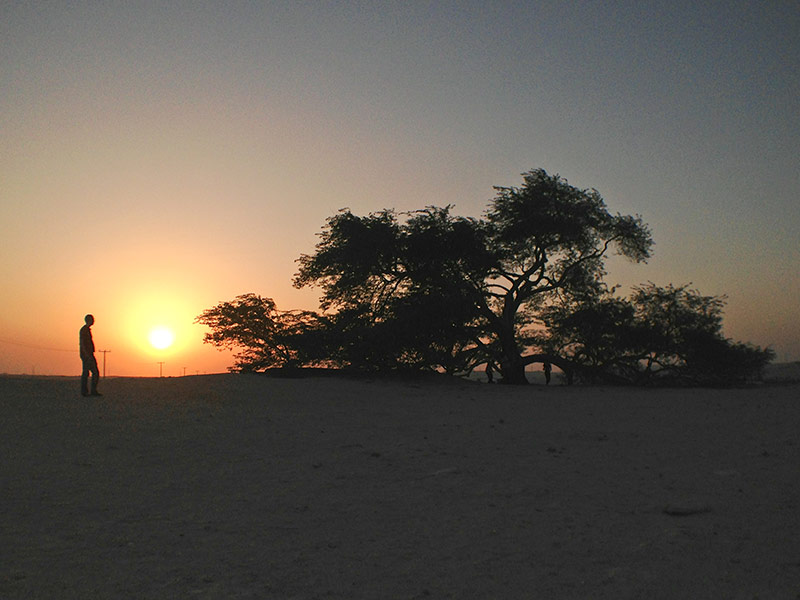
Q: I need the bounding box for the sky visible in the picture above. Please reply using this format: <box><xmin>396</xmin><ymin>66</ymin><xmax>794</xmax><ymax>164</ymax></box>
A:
<box><xmin>2</xmin><ymin>1</ymin><xmax>798</xmax><ymax>376</ymax></box>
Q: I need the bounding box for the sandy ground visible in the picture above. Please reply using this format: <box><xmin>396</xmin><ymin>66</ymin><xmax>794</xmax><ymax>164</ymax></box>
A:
<box><xmin>1</xmin><ymin>373</ymin><xmax>799</xmax><ymax>599</ymax></box>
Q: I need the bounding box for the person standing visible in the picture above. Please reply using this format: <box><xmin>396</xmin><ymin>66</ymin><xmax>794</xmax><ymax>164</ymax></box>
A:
<box><xmin>80</xmin><ymin>314</ymin><xmax>101</xmax><ymax>397</ymax></box>
<box><xmin>543</xmin><ymin>361</ymin><xmax>552</xmax><ymax>386</ymax></box>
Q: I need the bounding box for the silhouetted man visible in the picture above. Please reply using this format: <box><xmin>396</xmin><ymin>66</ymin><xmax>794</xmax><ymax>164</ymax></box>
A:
<box><xmin>543</xmin><ymin>361</ymin><xmax>552</xmax><ymax>386</ymax></box>
<box><xmin>80</xmin><ymin>314</ymin><xmax>101</xmax><ymax>397</ymax></box>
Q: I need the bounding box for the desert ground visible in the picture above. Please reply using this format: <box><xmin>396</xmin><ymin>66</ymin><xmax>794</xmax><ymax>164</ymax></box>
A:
<box><xmin>2</xmin><ymin>371</ymin><xmax>799</xmax><ymax>599</ymax></box>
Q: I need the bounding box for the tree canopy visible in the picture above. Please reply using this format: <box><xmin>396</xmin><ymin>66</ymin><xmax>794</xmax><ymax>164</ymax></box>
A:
<box><xmin>195</xmin><ymin>294</ymin><xmax>323</xmax><ymax>371</ymax></box>
<box><xmin>293</xmin><ymin>169</ymin><xmax>654</xmax><ymax>383</ymax></box>
<box><xmin>198</xmin><ymin>168</ymin><xmax>772</xmax><ymax>385</ymax></box>
<box><xmin>541</xmin><ymin>283</ymin><xmax>773</xmax><ymax>385</ymax></box>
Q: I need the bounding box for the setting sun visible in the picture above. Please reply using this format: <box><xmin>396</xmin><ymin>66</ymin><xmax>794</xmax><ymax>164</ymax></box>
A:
<box><xmin>148</xmin><ymin>327</ymin><xmax>175</xmax><ymax>350</ymax></box>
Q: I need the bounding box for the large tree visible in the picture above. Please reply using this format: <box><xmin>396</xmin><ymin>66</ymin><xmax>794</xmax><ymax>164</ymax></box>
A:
<box><xmin>293</xmin><ymin>205</ymin><xmax>495</xmax><ymax>373</ymax></box>
<box><xmin>294</xmin><ymin>169</ymin><xmax>653</xmax><ymax>383</ymax></box>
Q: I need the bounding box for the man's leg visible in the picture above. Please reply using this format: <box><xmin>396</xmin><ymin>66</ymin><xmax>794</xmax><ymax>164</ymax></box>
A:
<box><xmin>81</xmin><ymin>359</ymin><xmax>90</xmax><ymax>396</ymax></box>
<box><xmin>89</xmin><ymin>356</ymin><xmax>100</xmax><ymax>395</ymax></box>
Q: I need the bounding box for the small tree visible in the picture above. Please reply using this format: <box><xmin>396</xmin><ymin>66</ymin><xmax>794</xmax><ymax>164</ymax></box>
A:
<box><xmin>540</xmin><ymin>288</ymin><xmax>644</xmax><ymax>383</ymax></box>
<box><xmin>195</xmin><ymin>294</ymin><xmax>323</xmax><ymax>371</ymax></box>
<box><xmin>544</xmin><ymin>283</ymin><xmax>774</xmax><ymax>384</ymax></box>
<box><xmin>630</xmin><ymin>283</ymin><xmax>773</xmax><ymax>384</ymax></box>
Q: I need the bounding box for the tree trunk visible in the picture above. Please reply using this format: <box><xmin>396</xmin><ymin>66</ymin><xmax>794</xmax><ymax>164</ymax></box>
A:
<box><xmin>497</xmin><ymin>319</ymin><xmax>528</xmax><ymax>384</ymax></box>
<box><xmin>500</xmin><ymin>358</ymin><xmax>528</xmax><ymax>384</ymax></box>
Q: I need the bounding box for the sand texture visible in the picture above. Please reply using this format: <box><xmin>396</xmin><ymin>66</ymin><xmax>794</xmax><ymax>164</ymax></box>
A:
<box><xmin>2</xmin><ymin>374</ymin><xmax>799</xmax><ymax>599</ymax></box>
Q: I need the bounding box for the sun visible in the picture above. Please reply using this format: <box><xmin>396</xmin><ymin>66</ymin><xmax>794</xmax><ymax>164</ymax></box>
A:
<box><xmin>148</xmin><ymin>326</ymin><xmax>175</xmax><ymax>350</ymax></box>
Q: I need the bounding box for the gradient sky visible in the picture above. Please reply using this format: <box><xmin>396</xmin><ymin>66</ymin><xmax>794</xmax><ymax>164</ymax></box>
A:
<box><xmin>2</xmin><ymin>1</ymin><xmax>798</xmax><ymax>376</ymax></box>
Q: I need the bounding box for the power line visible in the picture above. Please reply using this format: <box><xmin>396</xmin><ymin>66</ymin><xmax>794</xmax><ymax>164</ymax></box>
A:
<box><xmin>0</xmin><ymin>338</ymin><xmax>77</xmax><ymax>353</ymax></box>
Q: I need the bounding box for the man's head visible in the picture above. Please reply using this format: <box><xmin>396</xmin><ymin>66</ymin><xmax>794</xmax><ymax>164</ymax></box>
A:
<box><xmin>85</xmin><ymin>314</ymin><xmax>94</xmax><ymax>326</ymax></box>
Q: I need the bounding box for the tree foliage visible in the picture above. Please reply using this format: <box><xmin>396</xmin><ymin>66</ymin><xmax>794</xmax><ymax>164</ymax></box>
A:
<box><xmin>294</xmin><ymin>169</ymin><xmax>653</xmax><ymax>382</ymax></box>
<box><xmin>197</xmin><ymin>168</ymin><xmax>772</xmax><ymax>385</ymax></box>
<box><xmin>292</xmin><ymin>205</ymin><xmax>495</xmax><ymax>374</ymax></box>
<box><xmin>195</xmin><ymin>294</ymin><xmax>324</xmax><ymax>372</ymax></box>
<box><xmin>543</xmin><ymin>283</ymin><xmax>774</xmax><ymax>384</ymax></box>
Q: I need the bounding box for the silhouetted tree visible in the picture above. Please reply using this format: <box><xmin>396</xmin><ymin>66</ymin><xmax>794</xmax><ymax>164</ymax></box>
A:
<box><xmin>291</xmin><ymin>206</ymin><xmax>493</xmax><ymax>373</ymax></box>
<box><xmin>195</xmin><ymin>294</ymin><xmax>324</xmax><ymax>371</ymax></box>
<box><xmin>543</xmin><ymin>283</ymin><xmax>774</xmax><ymax>384</ymax></box>
<box><xmin>198</xmin><ymin>169</ymin><xmax>771</xmax><ymax>386</ymax></box>
<box><xmin>630</xmin><ymin>283</ymin><xmax>773</xmax><ymax>384</ymax></box>
<box><xmin>294</xmin><ymin>169</ymin><xmax>653</xmax><ymax>383</ymax></box>
<box><xmin>537</xmin><ymin>287</ymin><xmax>643</xmax><ymax>383</ymax></box>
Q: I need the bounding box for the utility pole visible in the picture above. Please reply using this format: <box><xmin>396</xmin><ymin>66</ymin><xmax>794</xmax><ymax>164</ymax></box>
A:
<box><xmin>98</xmin><ymin>349</ymin><xmax>111</xmax><ymax>377</ymax></box>
<box><xmin>182</xmin><ymin>366</ymin><xmax>187</xmax><ymax>377</ymax></box>
<box><xmin>157</xmin><ymin>361</ymin><xmax>164</xmax><ymax>377</ymax></box>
